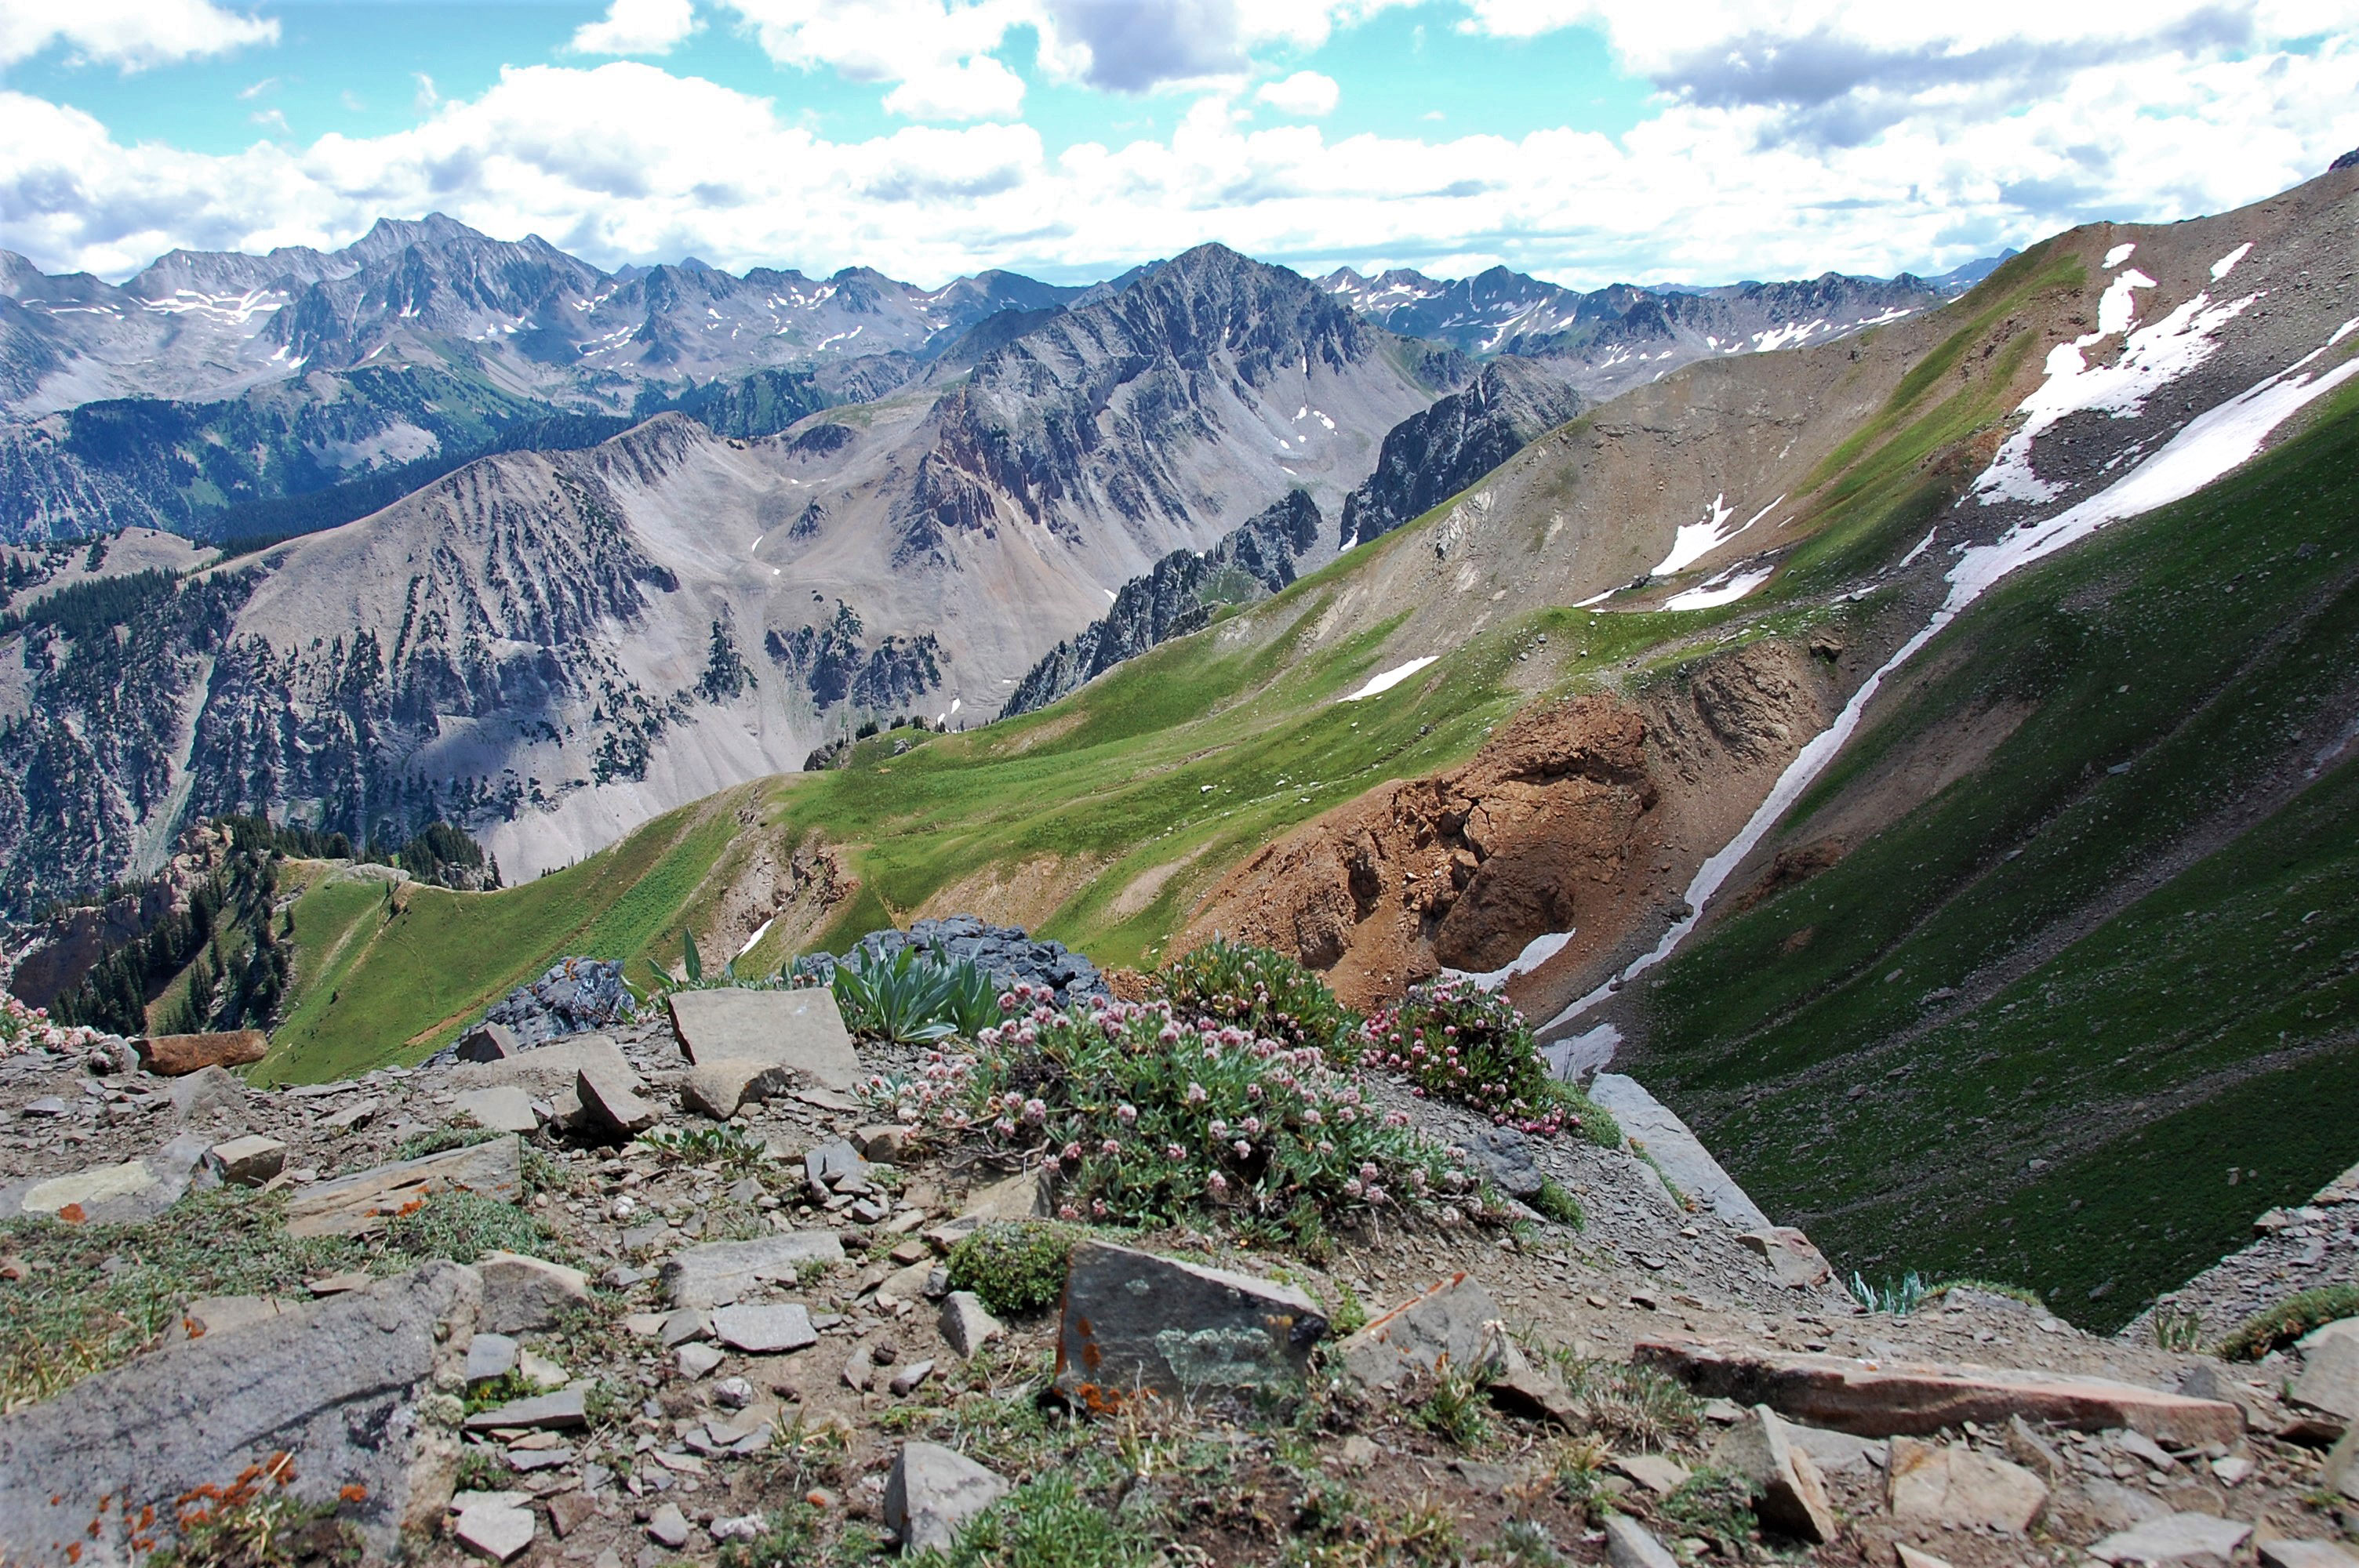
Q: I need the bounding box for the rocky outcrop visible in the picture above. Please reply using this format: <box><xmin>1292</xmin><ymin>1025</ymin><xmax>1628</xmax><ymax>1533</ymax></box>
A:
<box><xmin>1337</xmin><ymin>358</ymin><xmax>1586</xmax><ymax>549</ymax></box>
<box><xmin>1001</xmin><ymin>489</ymin><xmax>1323</xmax><ymax>716</ymax></box>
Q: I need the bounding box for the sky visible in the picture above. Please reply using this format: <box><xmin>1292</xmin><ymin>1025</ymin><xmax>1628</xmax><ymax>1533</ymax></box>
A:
<box><xmin>4</xmin><ymin>0</ymin><xmax>2357</xmax><ymax>291</ymax></box>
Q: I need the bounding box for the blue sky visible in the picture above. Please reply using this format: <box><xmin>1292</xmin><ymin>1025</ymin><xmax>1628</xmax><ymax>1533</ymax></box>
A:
<box><xmin>4</xmin><ymin>0</ymin><xmax>2356</xmax><ymax>289</ymax></box>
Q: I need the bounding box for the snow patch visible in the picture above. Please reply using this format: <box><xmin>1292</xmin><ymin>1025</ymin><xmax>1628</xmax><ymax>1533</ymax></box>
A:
<box><xmin>1339</xmin><ymin>655</ymin><xmax>1439</xmax><ymax>702</ymax></box>
<box><xmin>735</xmin><ymin>917</ymin><xmax>775</xmax><ymax>959</ymax></box>
<box><xmin>1652</xmin><ymin>494</ymin><xmax>1779</xmax><ymax>577</ymax></box>
<box><xmin>1664</xmin><ymin>564</ymin><xmax>1773</xmax><ymax>611</ymax></box>
<box><xmin>1896</xmin><ymin>528</ymin><xmax>1937</xmax><ymax>569</ymax></box>
<box><xmin>1449</xmin><ymin>929</ymin><xmax>1574</xmax><ymax>989</ymax></box>
<box><xmin>2211</xmin><ymin>243</ymin><xmax>2253</xmax><ymax>281</ymax></box>
<box><xmin>2103</xmin><ymin>242</ymin><xmax>2137</xmax><ymax>270</ymax></box>
<box><xmin>1974</xmin><ymin>273</ymin><xmax>2257</xmax><ymax>506</ymax></box>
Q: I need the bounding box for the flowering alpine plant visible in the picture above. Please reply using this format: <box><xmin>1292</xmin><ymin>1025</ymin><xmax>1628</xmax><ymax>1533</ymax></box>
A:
<box><xmin>0</xmin><ymin>993</ymin><xmax>100</xmax><ymax>1058</ymax></box>
<box><xmin>1360</xmin><ymin>978</ymin><xmax>1576</xmax><ymax>1136</ymax></box>
<box><xmin>866</xmin><ymin>982</ymin><xmax>1490</xmax><ymax>1230</ymax></box>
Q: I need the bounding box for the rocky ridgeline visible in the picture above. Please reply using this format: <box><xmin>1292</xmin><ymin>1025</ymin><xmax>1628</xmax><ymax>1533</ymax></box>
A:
<box><xmin>0</xmin><ymin>991</ymin><xmax>2354</xmax><ymax>1566</ymax></box>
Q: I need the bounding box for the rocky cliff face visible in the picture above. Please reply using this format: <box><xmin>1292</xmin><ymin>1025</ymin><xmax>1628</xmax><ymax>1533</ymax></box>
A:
<box><xmin>1001</xmin><ymin>489</ymin><xmax>1324</xmax><ymax>717</ymax></box>
<box><xmin>1336</xmin><ymin>357</ymin><xmax>1588</xmax><ymax>550</ymax></box>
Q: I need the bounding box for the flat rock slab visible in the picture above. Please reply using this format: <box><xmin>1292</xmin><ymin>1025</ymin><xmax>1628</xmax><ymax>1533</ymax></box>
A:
<box><xmin>0</xmin><ymin>1261</ymin><xmax>477</xmax><ymax>1567</ymax></box>
<box><xmin>1588</xmin><ymin>1073</ymin><xmax>1772</xmax><ymax>1230</ymax></box>
<box><xmin>663</xmin><ymin>1232</ymin><xmax>847</xmax><ymax>1308</ymax></box>
<box><xmin>452</xmin><ymin>1500</ymin><xmax>537</xmax><ymax>1562</ymax></box>
<box><xmin>681</xmin><ymin>1058</ymin><xmax>797</xmax><ymax>1120</ymax></box>
<box><xmin>1604</xmin><ymin>1514</ymin><xmax>1680</xmax><ymax>1568</ymax></box>
<box><xmin>1887</xmin><ymin>1436</ymin><xmax>2048</xmax><ymax>1533</ymax></box>
<box><xmin>667</xmin><ymin>989</ymin><xmax>861</xmax><ymax>1091</ymax></box>
<box><xmin>452</xmin><ymin>1086</ymin><xmax>539</xmax><ymax>1135</ymax></box>
<box><xmin>462</xmin><ymin>1385</ymin><xmax>587</xmax><ymax>1432</ymax></box>
<box><xmin>885</xmin><ymin>1442</ymin><xmax>1009</xmax><ymax>1552</ymax></box>
<box><xmin>2259</xmin><ymin>1542</ymin><xmax>2359</xmax><ymax>1568</ymax></box>
<box><xmin>711</xmin><ymin>1302</ymin><xmax>817</xmax><ymax>1354</ymax></box>
<box><xmin>207</xmin><ymin>1134</ymin><xmax>286</xmax><ymax>1186</ymax></box>
<box><xmin>2090</xmin><ymin>1512</ymin><xmax>2253</xmax><ymax>1566</ymax></box>
<box><xmin>448</xmin><ymin>1035</ymin><xmax>636</xmax><ymax>1098</ymax></box>
<box><xmin>1</xmin><ymin>1132</ymin><xmax>213</xmax><ymax>1225</ymax></box>
<box><xmin>135</xmin><ymin>1029</ymin><xmax>266</xmax><ymax>1076</ymax></box>
<box><xmin>1739</xmin><ymin>1227</ymin><xmax>1834</xmax><ymax>1290</ymax></box>
<box><xmin>576</xmin><ymin>1065</ymin><xmax>659</xmax><ymax>1135</ymax></box>
<box><xmin>1336</xmin><ymin>1272</ymin><xmax>1523</xmax><ymax>1389</ymax></box>
<box><xmin>1636</xmin><ymin>1339</ymin><xmax>2245</xmax><ymax>1447</ymax></box>
<box><xmin>1054</xmin><ymin>1240</ymin><xmax>1327</xmax><ymax>1410</ymax></box>
<box><xmin>285</xmin><ymin>1134</ymin><xmax>522</xmax><ymax>1240</ymax></box>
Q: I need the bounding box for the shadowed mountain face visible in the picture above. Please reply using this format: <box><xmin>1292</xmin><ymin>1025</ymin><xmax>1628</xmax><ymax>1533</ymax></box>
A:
<box><xmin>0</xmin><ymin>216</ymin><xmax>1081</xmax><ymax>543</ymax></box>
<box><xmin>0</xmin><ymin>247</ymin><xmax>1461</xmax><ymax>913</ymax></box>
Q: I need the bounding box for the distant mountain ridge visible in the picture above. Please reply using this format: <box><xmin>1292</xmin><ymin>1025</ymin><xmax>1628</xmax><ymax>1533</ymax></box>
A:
<box><xmin>1321</xmin><ymin>260</ymin><xmax>1959</xmax><ymax>401</ymax></box>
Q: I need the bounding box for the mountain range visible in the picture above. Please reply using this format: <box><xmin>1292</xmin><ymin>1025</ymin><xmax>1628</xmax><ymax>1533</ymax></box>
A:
<box><xmin>5</xmin><ymin>153</ymin><xmax>2356</xmax><ymax>1330</ymax></box>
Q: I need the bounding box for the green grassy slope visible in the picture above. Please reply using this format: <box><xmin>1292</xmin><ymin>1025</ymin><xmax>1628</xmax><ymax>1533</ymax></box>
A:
<box><xmin>1633</xmin><ymin>385</ymin><xmax>2359</xmax><ymax>1330</ymax></box>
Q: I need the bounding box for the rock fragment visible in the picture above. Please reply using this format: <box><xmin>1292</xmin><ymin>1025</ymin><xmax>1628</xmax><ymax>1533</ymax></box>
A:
<box><xmin>205</xmin><ymin>1134</ymin><xmax>286</xmax><ymax>1187</ymax></box>
<box><xmin>1886</xmin><ymin>1436</ymin><xmax>2046</xmax><ymax>1533</ymax></box>
<box><xmin>167</xmin><ymin>1065</ymin><xmax>249</xmax><ymax>1123</ymax></box>
<box><xmin>2259</xmin><ymin>1542</ymin><xmax>2359</xmax><ymax>1568</ymax></box>
<box><xmin>883</xmin><ymin>1442</ymin><xmax>1009</xmax><ymax>1552</ymax></box>
<box><xmin>645</xmin><ymin>1501</ymin><xmax>691</xmax><ymax>1549</ymax></box>
<box><xmin>2290</xmin><ymin>1319</ymin><xmax>2359</xmax><ymax>1423</ymax></box>
<box><xmin>1710</xmin><ymin>1403</ymin><xmax>1838</xmax><ymax>1543</ymax></box>
<box><xmin>455</xmin><ymin>1022</ymin><xmax>521</xmax><ymax>1062</ymax></box>
<box><xmin>452</xmin><ymin>1086</ymin><xmax>538</xmax><ymax>1134</ymax></box>
<box><xmin>478</xmin><ymin>1252</ymin><xmax>591</xmax><ymax>1334</ymax></box>
<box><xmin>1738</xmin><ymin>1227</ymin><xmax>1834</xmax><ymax>1290</ymax></box>
<box><xmin>661</xmin><ymin>1232</ymin><xmax>845</xmax><ymax>1308</ymax></box>
<box><xmin>939</xmin><ymin>1291</ymin><xmax>1003</xmax><ymax>1358</ymax></box>
<box><xmin>711</xmin><ymin>1302</ymin><xmax>817</xmax><ymax>1354</ymax></box>
<box><xmin>466</xmin><ymin>1331</ymin><xmax>521</xmax><ymax>1383</ymax></box>
<box><xmin>461</xmin><ymin>1385</ymin><xmax>587</xmax><ymax>1431</ymax></box>
<box><xmin>576</xmin><ymin>1064</ymin><xmax>658</xmax><ymax>1136</ymax></box>
<box><xmin>284</xmin><ymin>1135</ymin><xmax>522</xmax><ymax>1240</ymax></box>
<box><xmin>1603</xmin><ymin>1514</ymin><xmax>1680</xmax><ymax>1568</ymax></box>
<box><xmin>135</xmin><ymin>1029</ymin><xmax>267</xmax><ymax>1076</ymax></box>
<box><xmin>2088</xmin><ymin>1512</ymin><xmax>2253</xmax><ymax>1566</ymax></box>
<box><xmin>667</xmin><ymin>989</ymin><xmax>863</xmax><ymax>1090</ymax></box>
<box><xmin>1335</xmin><ymin>1273</ymin><xmax>1523</xmax><ymax>1390</ymax></box>
<box><xmin>681</xmin><ymin>1058</ymin><xmax>794</xmax><ymax>1120</ymax></box>
<box><xmin>452</xmin><ymin>1497</ymin><xmax>537</xmax><ymax>1562</ymax></box>
<box><xmin>1053</xmin><ymin>1241</ymin><xmax>1328</xmax><ymax>1410</ymax></box>
<box><xmin>1637</xmin><ymin>1339</ymin><xmax>2245</xmax><ymax>1446</ymax></box>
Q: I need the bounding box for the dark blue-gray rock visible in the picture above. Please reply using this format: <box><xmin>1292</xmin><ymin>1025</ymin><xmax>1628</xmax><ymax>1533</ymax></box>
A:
<box><xmin>1053</xmin><ymin>1240</ymin><xmax>1327</xmax><ymax>1409</ymax></box>
<box><xmin>478</xmin><ymin>959</ymin><xmax>635</xmax><ymax>1048</ymax></box>
<box><xmin>805</xmin><ymin>916</ymin><xmax>1108</xmax><ymax>1007</ymax></box>
<box><xmin>1467</xmin><ymin>1125</ymin><xmax>1546</xmax><ymax>1200</ymax></box>
<box><xmin>0</xmin><ymin>1261</ymin><xmax>478</xmax><ymax>1566</ymax></box>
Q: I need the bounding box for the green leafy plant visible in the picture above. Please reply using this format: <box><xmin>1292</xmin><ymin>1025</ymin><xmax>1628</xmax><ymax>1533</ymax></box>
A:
<box><xmin>1154</xmin><ymin>938</ymin><xmax>1362</xmax><ymax>1063</ymax></box>
<box><xmin>1659</xmin><ymin>1467</ymin><xmax>1762</xmax><ymax>1555</ymax></box>
<box><xmin>716</xmin><ymin>1502</ymin><xmax>821</xmax><ymax>1568</ymax></box>
<box><xmin>638</xmin><ymin>1123</ymin><xmax>769</xmax><ymax>1174</ymax></box>
<box><xmin>2153</xmin><ymin>1306</ymin><xmax>2205</xmax><ymax>1352</ymax></box>
<box><xmin>1327</xmin><ymin>1279</ymin><xmax>1370</xmax><ymax>1338</ymax></box>
<box><xmin>1849</xmin><ymin>1270</ymin><xmax>1928</xmax><ymax>1316</ymax></box>
<box><xmin>1416</xmin><ymin>1359</ymin><xmax>1495</xmax><ymax>1449</ymax></box>
<box><xmin>1552</xmin><ymin>1356</ymin><xmax>1700</xmax><ymax>1452</ymax></box>
<box><xmin>1360</xmin><ymin>981</ymin><xmax>1590</xmax><ymax>1137</ymax></box>
<box><xmin>1532</xmin><ymin>1177</ymin><xmax>1585</xmax><ymax>1229</ymax></box>
<box><xmin>377</xmin><ymin>1190</ymin><xmax>568</xmax><ymax>1266</ymax></box>
<box><xmin>913</xmin><ymin>1468</ymin><xmax>1158</xmax><ymax>1568</ymax></box>
<box><xmin>946</xmin><ymin>1221</ymin><xmax>1083</xmax><ymax>1316</ymax></box>
<box><xmin>2218</xmin><ymin>1283</ymin><xmax>2359</xmax><ymax>1361</ymax></box>
<box><xmin>823</xmin><ymin>944</ymin><xmax>999</xmax><ymax>1044</ymax></box>
<box><xmin>898</xmin><ymin>983</ymin><xmax>1478</xmax><ymax>1232</ymax></box>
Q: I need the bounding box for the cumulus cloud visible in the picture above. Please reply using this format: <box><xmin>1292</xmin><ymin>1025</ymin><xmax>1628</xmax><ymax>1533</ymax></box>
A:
<box><xmin>1257</xmin><ymin>71</ymin><xmax>1340</xmax><ymax>116</ymax></box>
<box><xmin>569</xmin><ymin>0</ymin><xmax>703</xmax><ymax>56</ymax></box>
<box><xmin>718</xmin><ymin>0</ymin><xmax>1028</xmax><ymax>117</ymax></box>
<box><xmin>0</xmin><ymin>0</ymin><xmax>278</xmax><ymax>71</ymax></box>
<box><xmin>1456</xmin><ymin>0</ymin><xmax>2359</xmax><ymax>147</ymax></box>
<box><xmin>5</xmin><ymin>36</ymin><xmax>2354</xmax><ymax>289</ymax></box>
<box><xmin>881</xmin><ymin>56</ymin><xmax>1027</xmax><ymax>119</ymax></box>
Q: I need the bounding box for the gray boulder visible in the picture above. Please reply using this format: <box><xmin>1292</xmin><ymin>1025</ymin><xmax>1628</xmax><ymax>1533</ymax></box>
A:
<box><xmin>477</xmin><ymin>1252</ymin><xmax>591</xmax><ymax>1334</ymax></box>
<box><xmin>0</xmin><ymin>1131</ymin><xmax>213</xmax><ymax>1225</ymax></box>
<box><xmin>667</xmin><ymin>989</ymin><xmax>863</xmax><ymax>1092</ymax></box>
<box><xmin>0</xmin><ymin>1261</ymin><xmax>478</xmax><ymax>1566</ymax></box>
<box><xmin>663</xmin><ymin>1232</ymin><xmax>847</xmax><ymax>1308</ymax></box>
<box><xmin>1334</xmin><ymin>1273</ymin><xmax>1525</xmax><ymax>1390</ymax></box>
<box><xmin>884</xmin><ymin>1442</ymin><xmax>1009</xmax><ymax>1552</ymax></box>
<box><xmin>1713</xmin><ymin>1403</ymin><xmax>1840</xmax><ymax>1543</ymax></box>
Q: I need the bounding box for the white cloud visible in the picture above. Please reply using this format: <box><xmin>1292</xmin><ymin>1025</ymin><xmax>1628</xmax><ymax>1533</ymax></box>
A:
<box><xmin>569</xmin><ymin>0</ymin><xmax>703</xmax><ymax>56</ymax></box>
<box><xmin>0</xmin><ymin>0</ymin><xmax>278</xmax><ymax>71</ymax></box>
<box><xmin>4</xmin><ymin>38</ymin><xmax>2354</xmax><ymax>290</ymax></box>
<box><xmin>1257</xmin><ymin>71</ymin><xmax>1339</xmax><ymax>117</ymax></box>
<box><xmin>881</xmin><ymin>56</ymin><xmax>1027</xmax><ymax>119</ymax></box>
